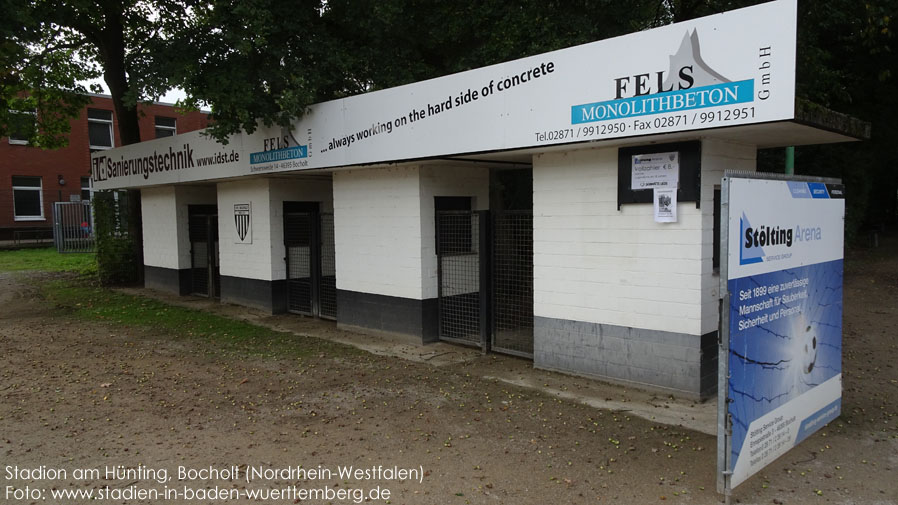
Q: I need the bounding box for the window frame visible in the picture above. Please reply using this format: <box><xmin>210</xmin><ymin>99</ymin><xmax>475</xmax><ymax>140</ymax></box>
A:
<box><xmin>87</xmin><ymin>108</ymin><xmax>114</xmax><ymax>150</ymax></box>
<box><xmin>7</xmin><ymin>109</ymin><xmax>36</xmax><ymax>145</ymax></box>
<box><xmin>80</xmin><ymin>176</ymin><xmax>93</xmax><ymax>202</ymax></box>
<box><xmin>12</xmin><ymin>175</ymin><xmax>44</xmax><ymax>221</ymax></box>
<box><xmin>154</xmin><ymin>116</ymin><xmax>177</xmax><ymax>138</ymax></box>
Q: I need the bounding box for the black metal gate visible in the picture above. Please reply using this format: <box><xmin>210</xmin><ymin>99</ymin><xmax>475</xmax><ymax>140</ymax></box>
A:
<box><xmin>436</xmin><ymin>210</ymin><xmax>533</xmax><ymax>357</ymax></box>
<box><xmin>491</xmin><ymin>211</ymin><xmax>534</xmax><ymax>357</ymax></box>
<box><xmin>188</xmin><ymin>205</ymin><xmax>219</xmax><ymax>298</ymax></box>
<box><xmin>284</xmin><ymin>203</ymin><xmax>336</xmax><ymax>319</ymax></box>
<box><xmin>436</xmin><ymin>210</ymin><xmax>488</xmax><ymax>348</ymax></box>
<box><xmin>319</xmin><ymin>213</ymin><xmax>337</xmax><ymax>319</ymax></box>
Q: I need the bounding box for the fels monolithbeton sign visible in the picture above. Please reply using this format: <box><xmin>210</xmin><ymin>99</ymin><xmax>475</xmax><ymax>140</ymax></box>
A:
<box><xmin>93</xmin><ymin>0</ymin><xmax>795</xmax><ymax>190</ymax></box>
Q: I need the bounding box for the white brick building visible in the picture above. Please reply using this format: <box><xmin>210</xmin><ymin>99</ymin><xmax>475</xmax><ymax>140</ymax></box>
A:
<box><xmin>91</xmin><ymin>0</ymin><xmax>865</xmax><ymax>398</ymax></box>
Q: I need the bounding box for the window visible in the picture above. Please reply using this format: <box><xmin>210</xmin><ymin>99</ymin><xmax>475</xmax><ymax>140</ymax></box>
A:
<box><xmin>81</xmin><ymin>176</ymin><xmax>92</xmax><ymax>201</ymax></box>
<box><xmin>12</xmin><ymin>176</ymin><xmax>43</xmax><ymax>220</ymax></box>
<box><xmin>155</xmin><ymin>116</ymin><xmax>176</xmax><ymax>138</ymax></box>
<box><xmin>7</xmin><ymin>109</ymin><xmax>36</xmax><ymax>145</ymax></box>
<box><xmin>87</xmin><ymin>108</ymin><xmax>114</xmax><ymax>149</ymax></box>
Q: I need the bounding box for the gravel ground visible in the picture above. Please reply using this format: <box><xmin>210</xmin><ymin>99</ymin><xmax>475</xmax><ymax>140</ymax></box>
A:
<box><xmin>0</xmin><ymin>240</ymin><xmax>896</xmax><ymax>505</ymax></box>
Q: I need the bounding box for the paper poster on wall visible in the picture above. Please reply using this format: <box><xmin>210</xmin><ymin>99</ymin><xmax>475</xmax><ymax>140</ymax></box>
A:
<box><xmin>718</xmin><ymin>175</ymin><xmax>844</xmax><ymax>494</ymax></box>
<box><xmin>653</xmin><ymin>187</ymin><xmax>678</xmax><ymax>222</ymax></box>
<box><xmin>632</xmin><ymin>152</ymin><xmax>679</xmax><ymax>190</ymax></box>
<box><xmin>234</xmin><ymin>203</ymin><xmax>252</xmax><ymax>244</ymax></box>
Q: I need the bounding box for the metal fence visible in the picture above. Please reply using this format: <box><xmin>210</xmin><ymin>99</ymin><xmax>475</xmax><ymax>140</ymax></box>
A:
<box><xmin>436</xmin><ymin>211</ymin><xmax>488</xmax><ymax>348</ymax></box>
<box><xmin>53</xmin><ymin>201</ymin><xmax>95</xmax><ymax>253</ymax></box>
<box><xmin>319</xmin><ymin>213</ymin><xmax>337</xmax><ymax>320</ymax></box>
<box><xmin>284</xmin><ymin>210</ymin><xmax>337</xmax><ymax>319</ymax></box>
<box><xmin>436</xmin><ymin>210</ymin><xmax>534</xmax><ymax>357</ymax></box>
<box><xmin>285</xmin><ymin>211</ymin><xmax>314</xmax><ymax>315</ymax></box>
<box><xmin>491</xmin><ymin>211</ymin><xmax>534</xmax><ymax>357</ymax></box>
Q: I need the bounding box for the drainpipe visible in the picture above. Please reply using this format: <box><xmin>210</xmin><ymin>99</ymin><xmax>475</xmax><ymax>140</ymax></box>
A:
<box><xmin>785</xmin><ymin>146</ymin><xmax>795</xmax><ymax>175</ymax></box>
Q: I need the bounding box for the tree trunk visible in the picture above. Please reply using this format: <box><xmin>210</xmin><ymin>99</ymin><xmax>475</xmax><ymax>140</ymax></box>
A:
<box><xmin>96</xmin><ymin>4</ymin><xmax>141</xmax><ymax>146</ymax></box>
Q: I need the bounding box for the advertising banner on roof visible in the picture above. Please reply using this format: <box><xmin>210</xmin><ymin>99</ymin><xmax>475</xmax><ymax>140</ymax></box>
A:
<box><xmin>718</xmin><ymin>175</ymin><xmax>844</xmax><ymax>493</ymax></box>
<box><xmin>93</xmin><ymin>0</ymin><xmax>796</xmax><ymax>190</ymax></box>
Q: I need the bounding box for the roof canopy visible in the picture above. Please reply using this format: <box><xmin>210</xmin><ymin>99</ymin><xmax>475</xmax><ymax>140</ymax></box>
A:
<box><xmin>93</xmin><ymin>0</ymin><xmax>866</xmax><ymax>190</ymax></box>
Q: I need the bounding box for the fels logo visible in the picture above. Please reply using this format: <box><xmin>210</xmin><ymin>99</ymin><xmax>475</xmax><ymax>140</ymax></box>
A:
<box><xmin>613</xmin><ymin>30</ymin><xmax>730</xmax><ymax>100</ymax></box>
<box><xmin>571</xmin><ymin>30</ymin><xmax>754</xmax><ymax>125</ymax></box>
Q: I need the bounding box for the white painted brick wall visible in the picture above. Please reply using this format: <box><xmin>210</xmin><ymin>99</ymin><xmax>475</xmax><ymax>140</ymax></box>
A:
<box><xmin>534</xmin><ymin>140</ymin><xmax>757</xmax><ymax>337</ymax></box>
<box><xmin>174</xmin><ymin>186</ymin><xmax>217</xmax><ymax>268</ymax></box>
<box><xmin>141</xmin><ymin>185</ymin><xmax>216</xmax><ymax>270</ymax></box>
<box><xmin>140</xmin><ymin>186</ymin><xmax>180</xmax><ymax>269</ymax></box>
<box><xmin>217</xmin><ymin>179</ymin><xmax>273</xmax><ymax>280</ymax></box>
<box><xmin>419</xmin><ymin>164</ymin><xmax>489</xmax><ymax>299</ymax></box>
<box><xmin>699</xmin><ymin>139</ymin><xmax>757</xmax><ymax>334</ymax></box>
<box><xmin>333</xmin><ymin>165</ymin><xmax>425</xmax><ymax>299</ymax></box>
<box><xmin>533</xmin><ymin>146</ymin><xmax>705</xmax><ymax>335</ymax></box>
<box><xmin>216</xmin><ymin>176</ymin><xmax>333</xmax><ymax>281</ymax></box>
<box><xmin>268</xmin><ymin>176</ymin><xmax>334</xmax><ymax>281</ymax></box>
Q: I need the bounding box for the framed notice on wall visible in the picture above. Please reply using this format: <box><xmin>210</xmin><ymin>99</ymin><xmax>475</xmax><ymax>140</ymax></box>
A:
<box><xmin>632</xmin><ymin>151</ymin><xmax>679</xmax><ymax>190</ymax></box>
<box><xmin>617</xmin><ymin>141</ymin><xmax>700</xmax><ymax>209</ymax></box>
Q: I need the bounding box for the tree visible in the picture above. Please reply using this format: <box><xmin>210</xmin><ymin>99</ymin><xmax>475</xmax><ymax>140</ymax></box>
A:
<box><xmin>0</xmin><ymin>0</ymin><xmax>94</xmax><ymax>148</ymax></box>
<box><xmin>171</xmin><ymin>0</ymin><xmax>329</xmax><ymax>143</ymax></box>
<box><xmin>654</xmin><ymin>0</ymin><xmax>898</xmax><ymax>235</ymax></box>
<box><xmin>173</xmin><ymin>0</ymin><xmax>661</xmax><ymax>143</ymax></box>
<box><xmin>1</xmin><ymin>0</ymin><xmax>189</xmax><ymax>147</ymax></box>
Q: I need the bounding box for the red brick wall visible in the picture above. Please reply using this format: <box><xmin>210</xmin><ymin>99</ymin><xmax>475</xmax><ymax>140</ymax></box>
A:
<box><xmin>0</xmin><ymin>95</ymin><xmax>208</xmax><ymax>239</ymax></box>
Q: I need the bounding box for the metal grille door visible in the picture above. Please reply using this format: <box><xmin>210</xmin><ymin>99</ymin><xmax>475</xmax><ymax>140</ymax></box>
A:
<box><xmin>437</xmin><ymin>211</ymin><xmax>487</xmax><ymax>347</ymax></box>
<box><xmin>189</xmin><ymin>215</ymin><xmax>209</xmax><ymax>296</ymax></box>
<box><xmin>285</xmin><ymin>212</ymin><xmax>314</xmax><ymax>315</ymax></box>
<box><xmin>210</xmin><ymin>215</ymin><xmax>220</xmax><ymax>298</ymax></box>
<box><xmin>492</xmin><ymin>211</ymin><xmax>534</xmax><ymax>357</ymax></box>
<box><xmin>319</xmin><ymin>213</ymin><xmax>337</xmax><ymax>320</ymax></box>
<box><xmin>188</xmin><ymin>208</ymin><xmax>219</xmax><ymax>298</ymax></box>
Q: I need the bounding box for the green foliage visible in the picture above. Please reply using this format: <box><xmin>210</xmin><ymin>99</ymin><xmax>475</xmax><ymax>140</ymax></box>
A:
<box><xmin>0</xmin><ymin>0</ymin><xmax>192</xmax><ymax>146</ymax></box>
<box><xmin>172</xmin><ymin>0</ymin><xmax>324</xmax><ymax>143</ymax></box>
<box><xmin>791</xmin><ymin>0</ymin><xmax>898</xmax><ymax>236</ymax></box>
<box><xmin>0</xmin><ymin>0</ymin><xmax>95</xmax><ymax>148</ymax></box>
<box><xmin>323</xmin><ymin>0</ymin><xmax>658</xmax><ymax>91</ymax></box>
<box><xmin>93</xmin><ymin>191</ymin><xmax>140</xmax><ymax>285</ymax></box>
<box><xmin>3</xmin><ymin>0</ymin><xmax>895</xmax><ymax>236</ymax></box>
<box><xmin>41</xmin><ymin>278</ymin><xmax>357</xmax><ymax>359</ymax></box>
<box><xmin>174</xmin><ymin>0</ymin><xmax>661</xmax><ymax>143</ymax></box>
<box><xmin>0</xmin><ymin>247</ymin><xmax>97</xmax><ymax>275</ymax></box>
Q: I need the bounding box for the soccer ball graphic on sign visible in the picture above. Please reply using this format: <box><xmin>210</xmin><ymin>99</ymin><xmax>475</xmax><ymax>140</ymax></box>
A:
<box><xmin>801</xmin><ymin>325</ymin><xmax>817</xmax><ymax>374</ymax></box>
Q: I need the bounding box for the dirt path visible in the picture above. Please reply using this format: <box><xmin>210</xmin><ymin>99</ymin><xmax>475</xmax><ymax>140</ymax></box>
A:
<box><xmin>0</xmin><ymin>242</ymin><xmax>896</xmax><ymax>504</ymax></box>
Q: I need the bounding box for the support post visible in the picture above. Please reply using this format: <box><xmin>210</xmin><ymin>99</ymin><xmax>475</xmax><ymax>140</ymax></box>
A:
<box><xmin>785</xmin><ymin>146</ymin><xmax>795</xmax><ymax>175</ymax></box>
<box><xmin>478</xmin><ymin>210</ymin><xmax>491</xmax><ymax>354</ymax></box>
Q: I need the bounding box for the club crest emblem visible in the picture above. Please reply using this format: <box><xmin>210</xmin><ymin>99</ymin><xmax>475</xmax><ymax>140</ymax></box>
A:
<box><xmin>234</xmin><ymin>203</ymin><xmax>252</xmax><ymax>243</ymax></box>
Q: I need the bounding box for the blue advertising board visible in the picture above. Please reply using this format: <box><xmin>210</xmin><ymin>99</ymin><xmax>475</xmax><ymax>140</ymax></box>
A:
<box><xmin>719</xmin><ymin>175</ymin><xmax>844</xmax><ymax>491</ymax></box>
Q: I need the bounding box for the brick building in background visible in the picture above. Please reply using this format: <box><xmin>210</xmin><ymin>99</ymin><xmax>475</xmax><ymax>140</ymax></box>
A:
<box><xmin>0</xmin><ymin>94</ymin><xmax>208</xmax><ymax>240</ymax></box>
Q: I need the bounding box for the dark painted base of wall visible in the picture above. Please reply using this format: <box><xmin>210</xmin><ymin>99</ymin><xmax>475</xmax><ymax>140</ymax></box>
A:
<box><xmin>337</xmin><ymin>289</ymin><xmax>438</xmax><ymax>343</ymax></box>
<box><xmin>534</xmin><ymin>316</ymin><xmax>717</xmax><ymax>400</ymax></box>
<box><xmin>144</xmin><ymin>265</ymin><xmax>192</xmax><ymax>295</ymax></box>
<box><xmin>220</xmin><ymin>275</ymin><xmax>287</xmax><ymax>314</ymax></box>
<box><xmin>0</xmin><ymin>226</ymin><xmax>53</xmax><ymax>243</ymax></box>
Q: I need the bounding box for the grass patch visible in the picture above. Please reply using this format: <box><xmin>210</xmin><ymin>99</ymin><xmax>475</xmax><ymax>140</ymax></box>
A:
<box><xmin>41</xmin><ymin>277</ymin><xmax>357</xmax><ymax>360</ymax></box>
<box><xmin>0</xmin><ymin>247</ymin><xmax>97</xmax><ymax>275</ymax></box>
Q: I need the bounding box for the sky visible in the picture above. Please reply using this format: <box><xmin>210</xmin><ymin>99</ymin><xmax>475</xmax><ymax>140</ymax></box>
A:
<box><xmin>84</xmin><ymin>77</ymin><xmax>193</xmax><ymax>107</ymax></box>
